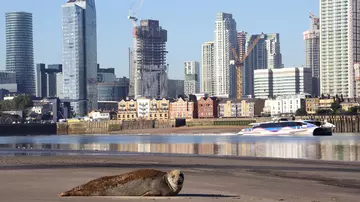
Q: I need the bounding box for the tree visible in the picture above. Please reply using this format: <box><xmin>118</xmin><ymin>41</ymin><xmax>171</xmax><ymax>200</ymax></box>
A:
<box><xmin>330</xmin><ymin>102</ymin><xmax>341</xmax><ymax>112</ymax></box>
<box><xmin>345</xmin><ymin>106</ymin><xmax>359</xmax><ymax>115</ymax></box>
<box><xmin>13</xmin><ymin>95</ymin><xmax>33</xmax><ymax>110</ymax></box>
<box><xmin>295</xmin><ymin>108</ymin><xmax>307</xmax><ymax>116</ymax></box>
<box><xmin>316</xmin><ymin>109</ymin><xmax>332</xmax><ymax>115</ymax></box>
<box><xmin>0</xmin><ymin>95</ymin><xmax>33</xmax><ymax>111</ymax></box>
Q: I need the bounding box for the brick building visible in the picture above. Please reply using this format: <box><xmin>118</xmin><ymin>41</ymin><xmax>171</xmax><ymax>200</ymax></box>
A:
<box><xmin>198</xmin><ymin>97</ymin><xmax>218</xmax><ymax>118</ymax></box>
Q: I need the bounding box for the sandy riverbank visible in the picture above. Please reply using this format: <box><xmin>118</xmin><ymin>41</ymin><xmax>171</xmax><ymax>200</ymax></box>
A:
<box><xmin>110</xmin><ymin>125</ymin><xmax>245</xmax><ymax>135</ymax></box>
<box><xmin>0</xmin><ymin>155</ymin><xmax>359</xmax><ymax>202</ymax></box>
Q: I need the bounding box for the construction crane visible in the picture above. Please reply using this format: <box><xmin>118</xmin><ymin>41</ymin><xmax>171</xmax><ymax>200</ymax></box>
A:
<box><xmin>308</xmin><ymin>10</ymin><xmax>319</xmax><ymax>28</ymax></box>
<box><xmin>128</xmin><ymin>0</ymin><xmax>144</xmax><ymax>93</ymax></box>
<box><xmin>309</xmin><ymin>10</ymin><xmax>315</xmax><ymax>19</ymax></box>
<box><xmin>128</xmin><ymin>0</ymin><xmax>144</xmax><ymax>30</ymax></box>
<box><xmin>232</xmin><ymin>32</ymin><xmax>264</xmax><ymax>99</ymax></box>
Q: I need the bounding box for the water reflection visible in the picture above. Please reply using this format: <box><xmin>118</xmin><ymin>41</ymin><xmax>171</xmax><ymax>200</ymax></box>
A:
<box><xmin>0</xmin><ymin>134</ymin><xmax>360</xmax><ymax>161</ymax></box>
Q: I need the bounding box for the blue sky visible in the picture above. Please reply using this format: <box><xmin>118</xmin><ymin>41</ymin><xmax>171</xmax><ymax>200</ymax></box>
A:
<box><xmin>0</xmin><ymin>0</ymin><xmax>319</xmax><ymax>80</ymax></box>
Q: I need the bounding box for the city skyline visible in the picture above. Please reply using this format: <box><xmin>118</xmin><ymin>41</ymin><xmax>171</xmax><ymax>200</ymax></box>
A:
<box><xmin>0</xmin><ymin>0</ymin><xmax>318</xmax><ymax>80</ymax></box>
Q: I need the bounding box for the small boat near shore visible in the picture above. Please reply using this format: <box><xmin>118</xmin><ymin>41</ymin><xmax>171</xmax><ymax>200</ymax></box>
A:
<box><xmin>237</xmin><ymin>119</ymin><xmax>334</xmax><ymax>136</ymax></box>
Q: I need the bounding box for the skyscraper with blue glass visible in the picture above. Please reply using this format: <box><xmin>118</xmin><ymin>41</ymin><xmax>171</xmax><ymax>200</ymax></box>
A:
<box><xmin>61</xmin><ymin>0</ymin><xmax>98</xmax><ymax>117</ymax></box>
<box><xmin>5</xmin><ymin>12</ymin><xmax>35</xmax><ymax>95</ymax></box>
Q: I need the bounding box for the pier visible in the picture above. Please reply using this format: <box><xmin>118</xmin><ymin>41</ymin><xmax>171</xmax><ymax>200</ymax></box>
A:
<box><xmin>302</xmin><ymin>115</ymin><xmax>360</xmax><ymax>133</ymax></box>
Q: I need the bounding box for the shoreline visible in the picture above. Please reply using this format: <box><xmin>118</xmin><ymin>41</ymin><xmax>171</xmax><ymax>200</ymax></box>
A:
<box><xmin>0</xmin><ymin>155</ymin><xmax>359</xmax><ymax>202</ymax></box>
<box><xmin>110</xmin><ymin>125</ymin><xmax>245</xmax><ymax>135</ymax></box>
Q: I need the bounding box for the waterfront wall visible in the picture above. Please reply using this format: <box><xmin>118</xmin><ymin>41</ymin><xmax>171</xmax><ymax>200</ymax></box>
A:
<box><xmin>299</xmin><ymin>115</ymin><xmax>360</xmax><ymax>133</ymax></box>
<box><xmin>56</xmin><ymin>115</ymin><xmax>360</xmax><ymax>135</ymax></box>
<box><xmin>57</xmin><ymin>118</ymin><xmax>259</xmax><ymax>135</ymax></box>
<box><xmin>0</xmin><ymin>123</ymin><xmax>57</xmax><ymax>136</ymax></box>
<box><xmin>186</xmin><ymin>118</ymin><xmax>261</xmax><ymax>127</ymax></box>
<box><xmin>57</xmin><ymin>120</ymin><xmax>173</xmax><ymax>135</ymax></box>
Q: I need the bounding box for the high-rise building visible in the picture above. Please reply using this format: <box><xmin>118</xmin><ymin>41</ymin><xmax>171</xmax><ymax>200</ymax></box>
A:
<box><xmin>167</xmin><ymin>79</ymin><xmax>184</xmax><ymax>99</ymax></box>
<box><xmin>254</xmin><ymin>67</ymin><xmax>312</xmax><ymax>99</ymax></box>
<box><xmin>96</xmin><ymin>66</ymin><xmax>129</xmax><ymax>102</ymax></box>
<box><xmin>237</xmin><ymin>31</ymin><xmax>247</xmax><ymax>60</ymax></box>
<box><xmin>243</xmin><ymin>34</ymin><xmax>266</xmax><ymax>97</ymax></box>
<box><xmin>244</xmin><ymin>33</ymin><xmax>282</xmax><ymax>96</ymax></box>
<box><xmin>5</xmin><ymin>12</ymin><xmax>35</xmax><ymax>95</ymax></box>
<box><xmin>0</xmin><ymin>71</ymin><xmax>16</xmax><ymax>84</ymax></box>
<box><xmin>201</xmin><ymin>41</ymin><xmax>215</xmax><ymax>95</ymax></box>
<box><xmin>265</xmin><ymin>33</ymin><xmax>282</xmax><ymax>70</ymax></box>
<box><xmin>35</xmin><ymin>63</ymin><xmax>47</xmax><ymax>98</ymax></box>
<box><xmin>47</xmin><ymin>64</ymin><xmax>62</xmax><ymax>97</ymax></box>
<box><xmin>303</xmin><ymin>12</ymin><xmax>320</xmax><ymax>97</ymax></box>
<box><xmin>133</xmin><ymin>19</ymin><xmax>168</xmax><ymax>99</ymax></box>
<box><xmin>35</xmin><ymin>63</ymin><xmax>62</xmax><ymax>98</ymax></box>
<box><xmin>56</xmin><ymin>73</ymin><xmax>64</xmax><ymax>99</ymax></box>
<box><xmin>97</xmin><ymin>66</ymin><xmax>116</xmax><ymax>83</ymax></box>
<box><xmin>61</xmin><ymin>0</ymin><xmax>98</xmax><ymax>116</ymax></box>
<box><xmin>184</xmin><ymin>61</ymin><xmax>200</xmax><ymax>96</ymax></box>
<box><xmin>237</xmin><ymin>31</ymin><xmax>247</xmax><ymax>96</ymax></box>
<box><xmin>98</xmin><ymin>77</ymin><xmax>129</xmax><ymax>102</ymax></box>
<box><xmin>0</xmin><ymin>70</ymin><xmax>17</xmax><ymax>93</ymax></box>
<box><xmin>214</xmin><ymin>13</ymin><xmax>237</xmax><ymax>98</ymax></box>
<box><xmin>320</xmin><ymin>0</ymin><xmax>360</xmax><ymax>97</ymax></box>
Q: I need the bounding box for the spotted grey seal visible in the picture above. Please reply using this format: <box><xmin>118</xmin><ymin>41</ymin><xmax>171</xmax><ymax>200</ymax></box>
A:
<box><xmin>58</xmin><ymin>168</ymin><xmax>184</xmax><ymax>197</ymax></box>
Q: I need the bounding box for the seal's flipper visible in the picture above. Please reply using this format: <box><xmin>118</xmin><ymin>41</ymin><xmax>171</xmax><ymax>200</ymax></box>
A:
<box><xmin>142</xmin><ymin>191</ymin><xmax>162</xmax><ymax>197</ymax></box>
<box><xmin>58</xmin><ymin>192</ymin><xmax>70</xmax><ymax>197</ymax></box>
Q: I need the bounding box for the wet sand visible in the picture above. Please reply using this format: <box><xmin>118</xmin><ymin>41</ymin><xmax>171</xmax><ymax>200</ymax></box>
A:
<box><xmin>112</xmin><ymin>126</ymin><xmax>245</xmax><ymax>134</ymax></box>
<box><xmin>0</xmin><ymin>155</ymin><xmax>359</xmax><ymax>202</ymax></box>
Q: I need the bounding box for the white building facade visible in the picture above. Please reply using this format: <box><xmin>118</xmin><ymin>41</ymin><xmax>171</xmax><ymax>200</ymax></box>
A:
<box><xmin>184</xmin><ymin>61</ymin><xmax>200</xmax><ymax>96</ymax></box>
<box><xmin>254</xmin><ymin>67</ymin><xmax>312</xmax><ymax>99</ymax></box>
<box><xmin>214</xmin><ymin>13</ymin><xmax>237</xmax><ymax>98</ymax></box>
<box><xmin>263</xmin><ymin>94</ymin><xmax>307</xmax><ymax>116</ymax></box>
<box><xmin>56</xmin><ymin>72</ymin><xmax>63</xmax><ymax>98</ymax></box>
<box><xmin>320</xmin><ymin>0</ymin><xmax>360</xmax><ymax>98</ymax></box>
<box><xmin>355</xmin><ymin>63</ymin><xmax>360</xmax><ymax>95</ymax></box>
<box><xmin>61</xmin><ymin>0</ymin><xmax>98</xmax><ymax>117</ymax></box>
<box><xmin>136</xmin><ymin>98</ymin><xmax>150</xmax><ymax>119</ymax></box>
<box><xmin>201</xmin><ymin>41</ymin><xmax>215</xmax><ymax>95</ymax></box>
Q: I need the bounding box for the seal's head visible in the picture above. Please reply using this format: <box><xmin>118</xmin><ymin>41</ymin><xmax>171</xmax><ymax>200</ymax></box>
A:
<box><xmin>166</xmin><ymin>170</ymin><xmax>184</xmax><ymax>193</ymax></box>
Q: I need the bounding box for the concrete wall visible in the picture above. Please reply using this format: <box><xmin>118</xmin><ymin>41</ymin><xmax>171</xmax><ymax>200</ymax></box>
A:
<box><xmin>57</xmin><ymin>120</ymin><xmax>173</xmax><ymax>134</ymax></box>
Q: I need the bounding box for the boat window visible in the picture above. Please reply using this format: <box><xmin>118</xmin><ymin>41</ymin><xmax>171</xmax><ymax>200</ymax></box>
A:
<box><xmin>304</xmin><ymin>121</ymin><xmax>321</xmax><ymax>126</ymax></box>
<box><xmin>253</xmin><ymin>122</ymin><xmax>303</xmax><ymax>129</ymax></box>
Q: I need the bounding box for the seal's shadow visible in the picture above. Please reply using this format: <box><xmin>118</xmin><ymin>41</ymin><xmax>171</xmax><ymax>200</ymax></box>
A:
<box><xmin>177</xmin><ymin>194</ymin><xmax>238</xmax><ymax>198</ymax></box>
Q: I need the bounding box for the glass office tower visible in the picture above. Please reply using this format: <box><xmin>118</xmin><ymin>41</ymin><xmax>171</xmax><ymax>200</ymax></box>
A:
<box><xmin>5</xmin><ymin>12</ymin><xmax>35</xmax><ymax>95</ymax></box>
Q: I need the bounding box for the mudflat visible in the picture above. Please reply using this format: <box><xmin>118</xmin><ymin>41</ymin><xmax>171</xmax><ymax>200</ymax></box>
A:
<box><xmin>0</xmin><ymin>155</ymin><xmax>359</xmax><ymax>202</ymax></box>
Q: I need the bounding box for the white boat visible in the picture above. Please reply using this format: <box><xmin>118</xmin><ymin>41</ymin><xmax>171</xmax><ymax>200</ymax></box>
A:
<box><xmin>237</xmin><ymin>119</ymin><xmax>334</xmax><ymax>136</ymax></box>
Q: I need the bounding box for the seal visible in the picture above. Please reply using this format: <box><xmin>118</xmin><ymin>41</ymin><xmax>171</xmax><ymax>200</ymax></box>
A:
<box><xmin>58</xmin><ymin>168</ymin><xmax>184</xmax><ymax>197</ymax></box>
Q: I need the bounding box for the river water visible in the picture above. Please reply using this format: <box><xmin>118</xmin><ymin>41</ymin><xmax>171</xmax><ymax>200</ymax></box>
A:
<box><xmin>0</xmin><ymin>133</ymin><xmax>359</xmax><ymax>161</ymax></box>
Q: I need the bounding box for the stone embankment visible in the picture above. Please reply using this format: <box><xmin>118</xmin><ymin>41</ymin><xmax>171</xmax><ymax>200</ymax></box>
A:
<box><xmin>56</xmin><ymin>115</ymin><xmax>360</xmax><ymax>135</ymax></box>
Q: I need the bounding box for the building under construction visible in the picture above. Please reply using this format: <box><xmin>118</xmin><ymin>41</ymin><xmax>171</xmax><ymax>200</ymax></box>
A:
<box><xmin>132</xmin><ymin>19</ymin><xmax>168</xmax><ymax>99</ymax></box>
<box><xmin>303</xmin><ymin>12</ymin><xmax>320</xmax><ymax>97</ymax></box>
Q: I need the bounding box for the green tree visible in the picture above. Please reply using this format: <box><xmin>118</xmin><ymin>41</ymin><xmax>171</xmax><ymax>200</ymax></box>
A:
<box><xmin>316</xmin><ymin>109</ymin><xmax>332</xmax><ymax>115</ymax></box>
<box><xmin>0</xmin><ymin>95</ymin><xmax>33</xmax><ymax>112</ymax></box>
<box><xmin>330</xmin><ymin>102</ymin><xmax>341</xmax><ymax>111</ymax></box>
<box><xmin>295</xmin><ymin>108</ymin><xmax>307</xmax><ymax>116</ymax></box>
<box><xmin>13</xmin><ymin>95</ymin><xmax>33</xmax><ymax>110</ymax></box>
<box><xmin>345</xmin><ymin>106</ymin><xmax>359</xmax><ymax>115</ymax></box>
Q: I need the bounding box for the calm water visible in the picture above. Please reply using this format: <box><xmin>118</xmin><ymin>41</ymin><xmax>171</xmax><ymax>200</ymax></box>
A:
<box><xmin>0</xmin><ymin>133</ymin><xmax>360</xmax><ymax>161</ymax></box>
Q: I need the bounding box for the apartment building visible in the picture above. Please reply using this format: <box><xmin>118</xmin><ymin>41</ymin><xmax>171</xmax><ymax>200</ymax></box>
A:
<box><xmin>117</xmin><ymin>99</ymin><xmax>137</xmax><ymax>121</ymax></box>
<box><xmin>169</xmin><ymin>97</ymin><xmax>196</xmax><ymax>120</ymax></box>
<box><xmin>254</xmin><ymin>67</ymin><xmax>312</xmax><ymax>99</ymax></box>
